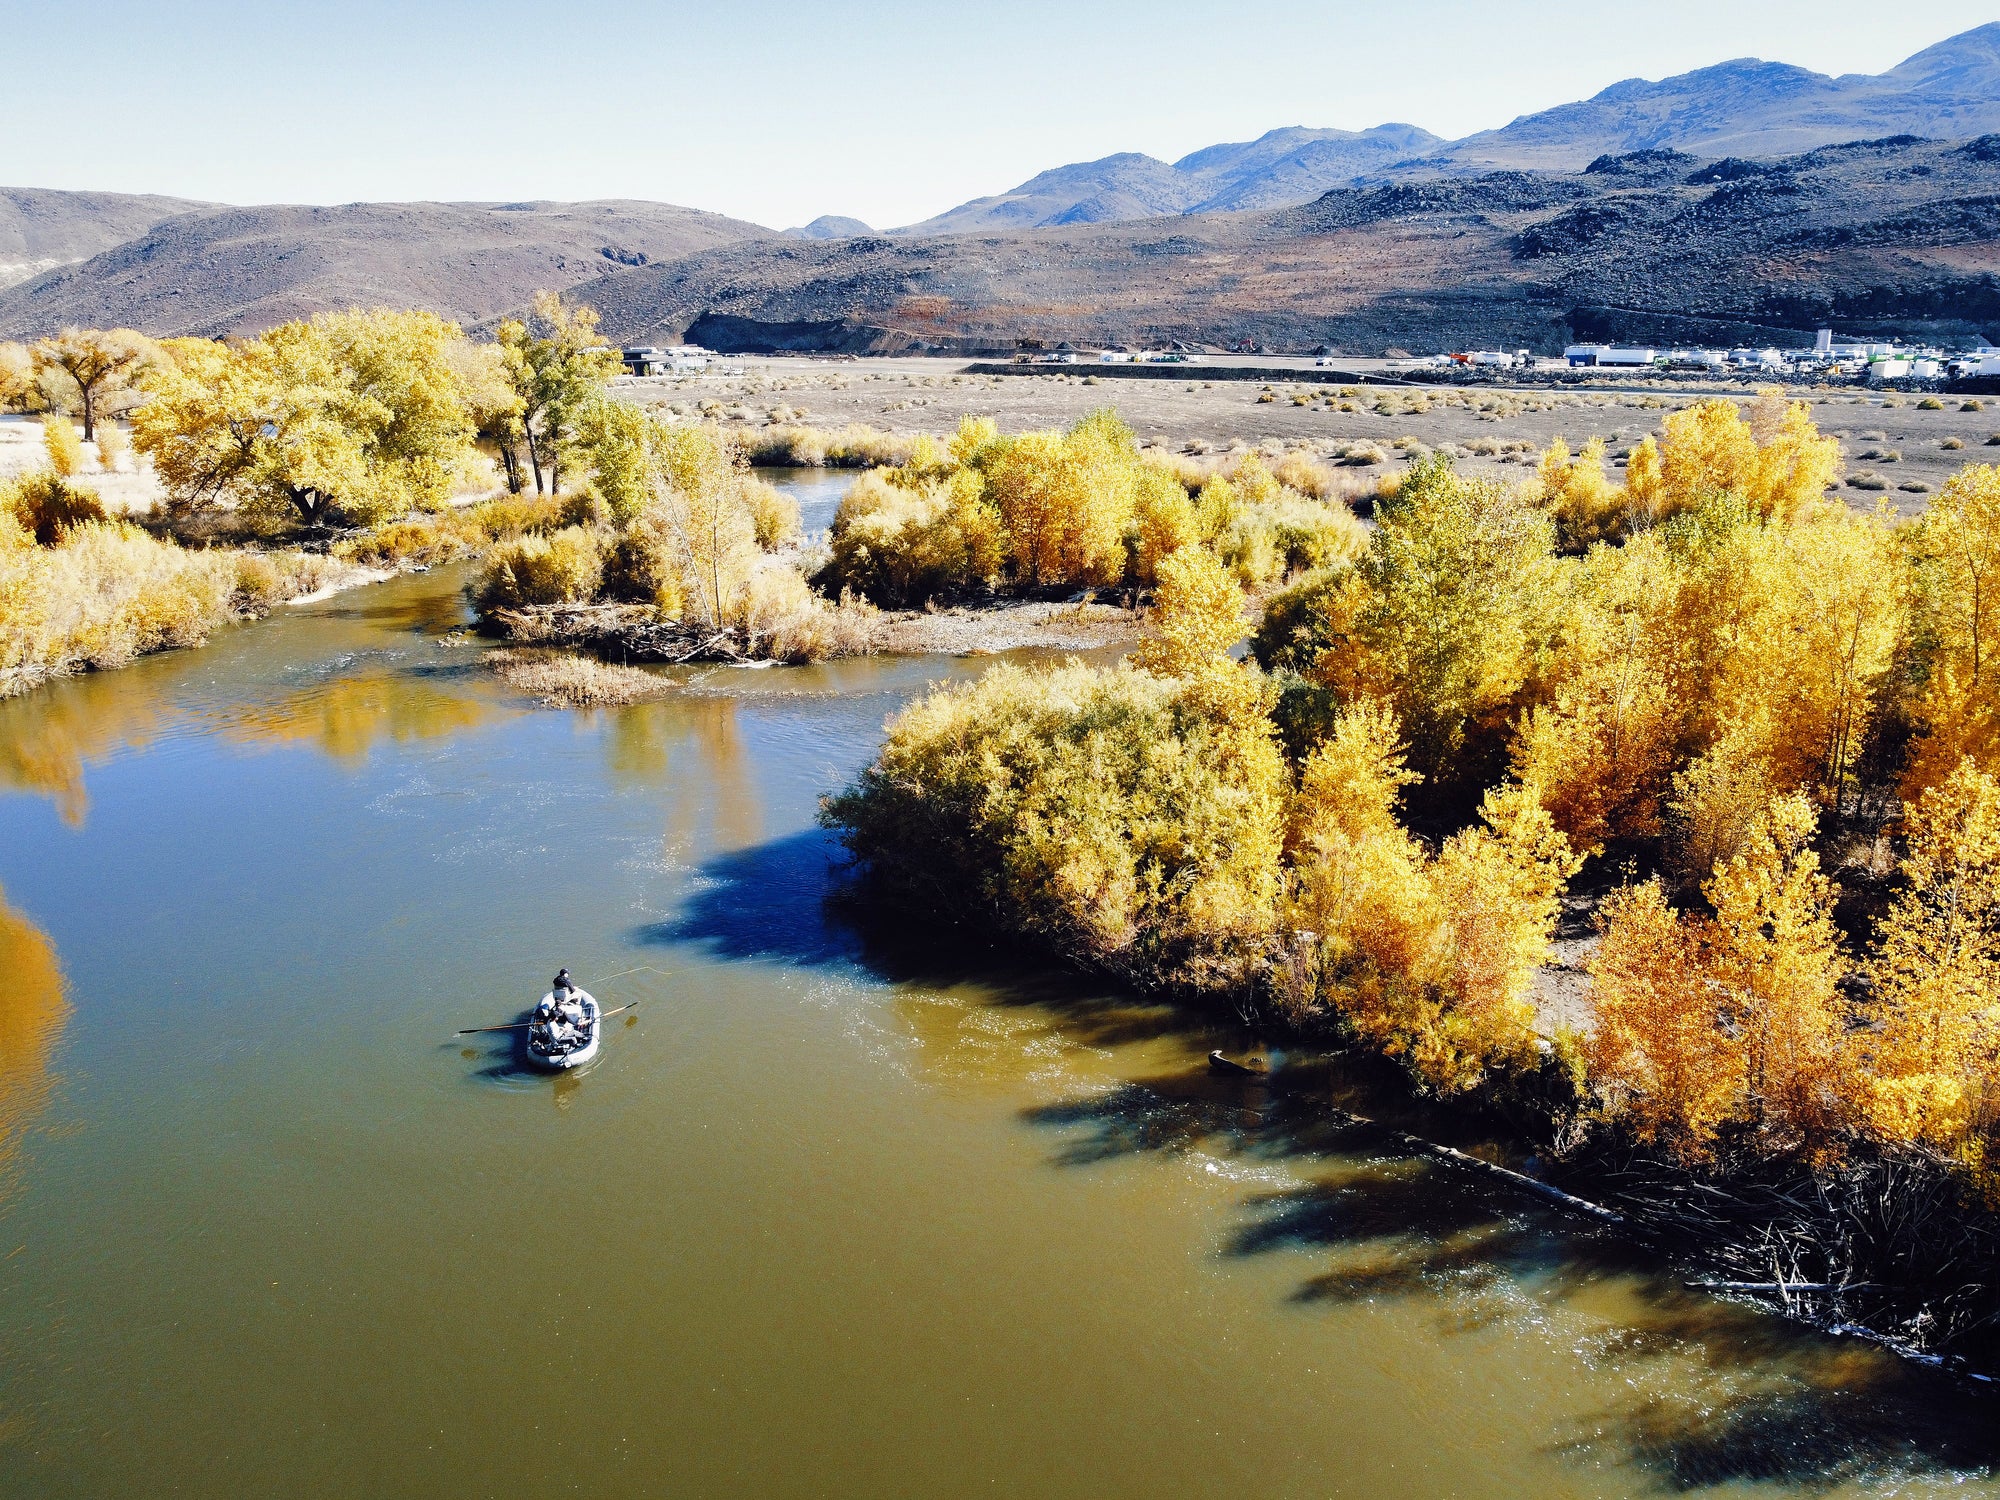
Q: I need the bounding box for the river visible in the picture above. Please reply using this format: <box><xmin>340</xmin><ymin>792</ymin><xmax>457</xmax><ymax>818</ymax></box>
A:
<box><xmin>0</xmin><ymin>478</ymin><xmax>1995</xmax><ymax>1497</ymax></box>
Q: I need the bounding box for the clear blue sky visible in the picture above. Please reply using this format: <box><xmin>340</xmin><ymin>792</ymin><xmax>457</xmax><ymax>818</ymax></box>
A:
<box><xmin>0</xmin><ymin>0</ymin><xmax>1993</xmax><ymax>229</ymax></box>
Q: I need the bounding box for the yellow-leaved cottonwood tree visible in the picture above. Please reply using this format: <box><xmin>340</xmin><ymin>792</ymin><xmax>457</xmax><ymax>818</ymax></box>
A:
<box><xmin>134</xmin><ymin>309</ymin><xmax>481</xmax><ymax>528</ymax></box>
<box><xmin>31</xmin><ymin>328</ymin><xmax>156</xmax><ymax>441</ymax></box>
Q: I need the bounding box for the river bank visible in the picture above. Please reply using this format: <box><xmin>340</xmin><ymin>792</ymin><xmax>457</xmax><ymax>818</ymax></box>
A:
<box><xmin>4</xmin><ymin>563</ymin><xmax>1999</xmax><ymax>1495</ymax></box>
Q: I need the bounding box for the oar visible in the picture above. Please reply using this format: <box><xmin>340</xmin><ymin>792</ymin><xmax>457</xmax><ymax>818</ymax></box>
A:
<box><xmin>456</xmin><ymin>1002</ymin><xmax>639</xmax><ymax>1035</ymax></box>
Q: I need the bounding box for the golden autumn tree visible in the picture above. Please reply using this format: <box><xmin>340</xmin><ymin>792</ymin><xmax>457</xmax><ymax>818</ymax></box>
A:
<box><xmin>1748</xmin><ymin>388</ymin><xmax>1844</xmax><ymax>521</ymax></box>
<box><xmin>1863</xmin><ymin>759</ymin><xmax>2000</xmax><ymax>1160</ymax></box>
<box><xmin>1705</xmin><ymin>793</ymin><xmax>1853</xmax><ymax>1156</ymax></box>
<box><xmin>1335</xmin><ymin>453</ymin><xmax>1559</xmax><ymax>794</ymax></box>
<box><xmin>1288</xmin><ymin>702</ymin><xmax>1440</xmax><ymax>1035</ymax></box>
<box><xmin>493</xmin><ymin>291</ymin><xmax>621</xmax><ymax>496</ymax></box>
<box><xmin>1133</xmin><ymin>545</ymin><xmax>1245</xmax><ymax>678</ymax></box>
<box><xmin>1661</xmin><ymin>398</ymin><xmax>1759</xmax><ymax>510</ymax></box>
<box><xmin>1512</xmin><ymin>534</ymin><xmax>1683</xmax><ymax>850</ymax></box>
<box><xmin>134</xmin><ymin>309</ymin><xmax>480</xmax><ymax>528</ymax></box>
<box><xmin>1705</xmin><ymin>503</ymin><xmax>1903</xmax><ymax>807</ymax></box>
<box><xmin>980</xmin><ymin>411</ymin><xmax>1135</xmax><ymax>587</ymax></box>
<box><xmin>1536</xmin><ymin>434</ymin><xmax>1622</xmax><ymax>550</ymax></box>
<box><xmin>31</xmin><ymin>328</ymin><xmax>155</xmax><ymax>441</ymax></box>
<box><xmin>1585</xmin><ymin>880</ymin><xmax>1743</xmax><ymax>1161</ymax></box>
<box><xmin>1623</xmin><ymin>434</ymin><xmax>1665</xmax><ymax>526</ymax></box>
<box><xmin>41</xmin><ymin>415</ymin><xmax>82</xmax><ymax>477</ymax></box>
<box><xmin>1131</xmin><ymin>465</ymin><xmax>1199</xmax><ymax>584</ymax></box>
<box><xmin>1287</xmin><ymin>696</ymin><xmax>1580</xmax><ymax>1092</ymax></box>
<box><xmin>1648</xmin><ymin>391</ymin><xmax>1839</xmax><ymax>523</ymax></box>
<box><xmin>1903</xmin><ymin>464</ymin><xmax>2000</xmax><ymax>795</ymax></box>
<box><xmin>1415</xmin><ymin>781</ymin><xmax>1583</xmax><ymax>1090</ymax></box>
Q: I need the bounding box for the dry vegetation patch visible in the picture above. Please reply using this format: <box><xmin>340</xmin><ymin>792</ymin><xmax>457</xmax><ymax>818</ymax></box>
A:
<box><xmin>487</xmin><ymin>646</ymin><xmax>674</xmax><ymax>707</ymax></box>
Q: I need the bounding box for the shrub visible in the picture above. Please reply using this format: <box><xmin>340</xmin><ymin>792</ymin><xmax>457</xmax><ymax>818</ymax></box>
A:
<box><xmin>231</xmin><ymin>550</ymin><xmax>344</xmax><ymax>612</ymax></box>
<box><xmin>1139</xmin><ymin>449</ymin><xmax>1209</xmax><ymax>494</ymax></box>
<box><xmin>1944</xmin><ymin>437</ymin><xmax>1966</xmax><ymax>450</ymax></box>
<box><xmin>95</xmin><ymin>422</ymin><xmax>128</xmax><ymax>471</ymax></box>
<box><xmin>1848</xmin><ymin>471</ymin><xmax>1889</xmax><ymax>490</ymax></box>
<box><xmin>1250</xmin><ymin>566</ymin><xmax>1360</xmax><ymax>676</ymax></box>
<box><xmin>1919</xmin><ymin>397</ymin><xmax>1945</xmax><ymax>410</ymax></box>
<box><xmin>1962</xmin><ymin>400</ymin><xmax>1984</xmax><ymax>412</ymax></box>
<box><xmin>0</xmin><ymin>520</ymin><xmax>235</xmax><ymax>694</ymax></box>
<box><xmin>737</xmin><ymin>422</ymin><xmax>917</xmax><ymax>468</ymax></box>
<box><xmin>821</xmin><ymin>468</ymin><xmax>1002</xmax><ymax>603</ymax></box>
<box><xmin>475</xmin><ymin>526</ymin><xmax>604</xmax><ymax>611</ymax></box>
<box><xmin>489</xmin><ymin>647</ymin><xmax>670</xmax><ymax>707</ymax></box>
<box><xmin>42</xmin><ymin>415</ymin><xmax>83</xmax><ymax>476</ymax></box>
<box><xmin>1213</xmin><ymin>491</ymin><xmax>1368</xmax><ymax>585</ymax></box>
<box><xmin>747</xmin><ymin>477</ymin><xmax>801</xmax><ymax>549</ymax></box>
<box><xmin>463</xmin><ymin>491</ymin><xmax>569</xmax><ymax>540</ymax></box>
<box><xmin>1131</xmin><ymin>466</ymin><xmax>1199</xmax><ymax>585</ymax></box>
<box><xmin>1</xmin><ymin>470</ymin><xmax>107</xmax><ymax>546</ymax></box>
<box><xmin>822</xmin><ymin>659</ymin><xmax>1287</xmax><ymax>996</ymax></box>
<box><xmin>335</xmin><ymin>515</ymin><xmax>466</xmax><ymax>568</ymax></box>
<box><xmin>734</xmin><ymin>559</ymin><xmax>877</xmax><ymax>662</ymax></box>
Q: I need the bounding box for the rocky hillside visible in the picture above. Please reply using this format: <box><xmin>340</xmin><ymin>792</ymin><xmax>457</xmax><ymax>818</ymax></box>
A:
<box><xmin>572</xmin><ymin>136</ymin><xmax>2000</xmax><ymax>355</ymax></box>
<box><xmin>0</xmin><ymin>200</ymin><xmax>772</xmax><ymax>338</ymax></box>
<box><xmin>0</xmin><ymin>187</ymin><xmax>214</xmax><ymax>290</ymax></box>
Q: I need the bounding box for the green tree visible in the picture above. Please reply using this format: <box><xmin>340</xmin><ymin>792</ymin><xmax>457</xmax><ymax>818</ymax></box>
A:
<box><xmin>494</xmin><ymin>292</ymin><xmax>621</xmax><ymax>495</ymax></box>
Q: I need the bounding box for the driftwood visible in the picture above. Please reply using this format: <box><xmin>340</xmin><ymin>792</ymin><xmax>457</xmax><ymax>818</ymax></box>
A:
<box><xmin>1563</xmin><ymin>1145</ymin><xmax>2000</xmax><ymax>1379</ymax></box>
<box><xmin>487</xmin><ymin>604</ymin><xmax>765</xmax><ymax>664</ymax></box>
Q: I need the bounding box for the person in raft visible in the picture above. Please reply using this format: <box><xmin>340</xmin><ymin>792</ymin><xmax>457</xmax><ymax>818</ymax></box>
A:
<box><xmin>530</xmin><ymin>969</ymin><xmax>582</xmax><ymax>1049</ymax></box>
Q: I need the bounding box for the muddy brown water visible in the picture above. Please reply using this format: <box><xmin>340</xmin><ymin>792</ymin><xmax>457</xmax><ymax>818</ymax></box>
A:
<box><xmin>1</xmin><ymin>503</ymin><xmax>1997</xmax><ymax>1494</ymax></box>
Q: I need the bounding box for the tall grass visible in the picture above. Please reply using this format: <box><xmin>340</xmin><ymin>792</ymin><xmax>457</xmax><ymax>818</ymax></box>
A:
<box><xmin>0</xmin><ymin>520</ymin><xmax>235</xmax><ymax>695</ymax></box>
<box><xmin>735</xmin><ymin>423</ymin><xmax>919</xmax><ymax>469</ymax></box>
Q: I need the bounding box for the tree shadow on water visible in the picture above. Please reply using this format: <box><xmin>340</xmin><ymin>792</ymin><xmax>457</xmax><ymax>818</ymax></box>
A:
<box><xmin>647</xmin><ymin>835</ymin><xmax>2000</xmax><ymax>1487</ymax></box>
<box><xmin>632</xmin><ymin>828</ymin><xmax>864</xmax><ymax>969</ymax></box>
<box><xmin>1022</xmin><ymin>1058</ymin><xmax>2000</xmax><ymax>1490</ymax></box>
<box><xmin>632</xmin><ymin>831</ymin><xmax>1193</xmax><ymax>1056</ymax></box>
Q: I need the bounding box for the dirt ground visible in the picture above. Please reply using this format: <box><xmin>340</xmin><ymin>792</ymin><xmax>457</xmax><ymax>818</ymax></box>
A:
<box><xmin>0</xmin><ymin>414</ymin><xmax>162</xmax><ymax>514</ymax></box>
<box><xmin>616</xmin><ymin>355</ymin><xmax>2000</xmax><ymax>514</ymax></box>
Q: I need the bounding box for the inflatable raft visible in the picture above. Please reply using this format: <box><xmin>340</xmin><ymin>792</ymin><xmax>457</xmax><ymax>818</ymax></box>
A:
<box><xmin>526</xmin><ymin>989</ymin><xmax>600</xmax><ymax>1070</ymax></box>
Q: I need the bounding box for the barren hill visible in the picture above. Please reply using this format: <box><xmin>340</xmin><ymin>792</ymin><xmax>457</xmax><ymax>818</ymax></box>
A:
<box><xmin>0</xmin><ymin>187</ymin><xmax>215</xmax><ymax>290</ymax></box>
<box><xmin>0</xmin><ymin>199</ymin><xmax>771</xmax><ymax>338</ymax></box>
<box><xmin>571</xmin><ymin>136</ymin><xmax>2000</xmax><ymax>355</ymax></box>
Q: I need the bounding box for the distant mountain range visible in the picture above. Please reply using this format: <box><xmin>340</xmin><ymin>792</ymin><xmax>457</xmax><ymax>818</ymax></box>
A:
<box><xmin>891</xmin><ymin>124</ymin><xmax>1443</xmax><ymax>235</ymax></box>
<box><xmin>903</xmin><ymin>23</ymin><xmax>2000</xmax><ymax>233</ymax></box>
<box><xmin>784</xmin><ymin>215</ymin><xmax>874</xmax><ymax>240</ymax></box>
<box><xmin>0</xmin><ymin>24</ymin><xmax>1997</xmax><ymax>345</ymax></box>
